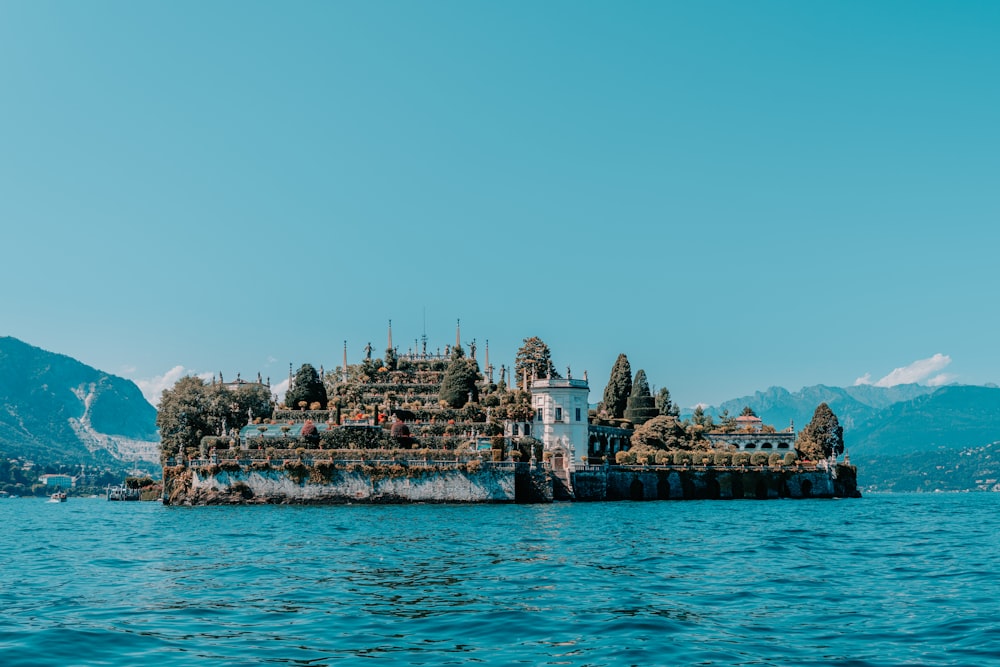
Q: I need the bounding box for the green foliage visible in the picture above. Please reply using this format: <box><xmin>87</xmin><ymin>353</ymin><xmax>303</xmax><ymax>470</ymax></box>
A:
<box><xmin>285</xmin><ymin>364</ymin><xmax>328</xmax><ymax>410</ymax></box>
<box><xmin>602</xmin><ymin>354</ymin><xmax>632</xmax><ymax>419</ymax></box>
<box><xmin>783</xmin><ymin>452</ymin><xmax>798</xmax><ymax>466</ymax></box>
<box><xmin>750</xmin><ymin>452</ymin><xmax>769</xmax><ymax>466</ymax></box>
<box><xmin>655</xmin><ymin>387</ymin><xmax>681</xmax><ymax>418</ymax></box>
<box><xmin>157</xmin><ymin>376</ymin><xmax>275</xmax><ymax>463</ymax></box>
<box><xmin>631</xmin><ymin>370</ymin><xmax>651</xmax><ymax>398</ymax></box>
<box><xmin>515</xmin><ymin>336</ymin><xmax>558</xmax><ymax>383</ymax></box>
<box><xmin>157</xmin><ymin>376</ymin><xmax>212</xmax><ymax>462</ymax></box>
<box><xmin>740</xmin><ymin>406</ymin><xmax>758</xmax><ymax>417</ymax></box>
<box><xmin>630</xmin><ymin>415</ymin><xmax>710</xmax><ymax>451</ymax></box>
<box><xmin>439</xmin><ymin>358</ymin><xmax>481</xmax><ymax>408</ymax></box>
<box><xmin>691</xmin><ymin>405</ymin><xmax>713</xmax><ymax>428</ymax></box>
<box><xmin>796</xmin><ymin>402</ymin><xmax>845</xmax><ymax>460</ymax></box>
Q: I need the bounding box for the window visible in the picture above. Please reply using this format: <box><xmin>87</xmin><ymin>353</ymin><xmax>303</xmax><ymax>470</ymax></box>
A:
<box><xmin>512</xmin><ymin>424</ymin><xmax>519</xmax><ymax>436</ymax></box>
<box><xmin>576</xmin><ymin>408</ymin><xmax>581</xmax><ymax>422</ymax></box>
<box><xmin>555</xmin><ymin>407</ymin><xmax>562</xmax><ymax>421</ymax></box>
<box><xmin>535</xmin><ymin>408</ymin><xmax>542</xmax><ymax>421</ymax></box>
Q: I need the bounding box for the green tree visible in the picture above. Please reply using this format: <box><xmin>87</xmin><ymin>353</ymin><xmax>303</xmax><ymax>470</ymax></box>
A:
<box><xmin>796</xmin><ymin>402</ymin><xmax>845</xmax><ymax>460</ymax></box>
<box><xmin>515</xmin><ymin>336</ymin><xmax>558</xmax><ymax>383</ymax></box>
<box><xmin>602</xmin><ymin>353</ymin><xmax>632</xmax><ymax>418</ymax></box>
<box><xmin>630</xmin><ymin>415</ymin><xmax>710</xmax><ymax>452</ymax></box>
<box><xmin>624</xmin><ymin>370</ymin><xmax>658</xmax><ymax>425</ymax></box>
<box><xmin>740</xmin><ymin>405</ymin><xmax>757</xmax><ymax>417</ymax></box>
<box><xmin>285</xmin><ymin>364</ymin><xmax>328</xmax><ymax>409</ymax></box>
<box><xmin>156</xmin><ymin>376</ymin><xmax>212</xmax><ymax>463</ymax></box>
<box><xmin>439</xmin><ymin>358</ymin><xmax>481</xmax><ymax>408</ymax></box>
<box><xmin>691</xmin><ymin>405</ymin><xmax>714</xmax><ymax>429</ymax></box>
<box><xmin>655</xmin><ymin>386</ymin><xmax>681</xmax><ymax>417</ymax></box>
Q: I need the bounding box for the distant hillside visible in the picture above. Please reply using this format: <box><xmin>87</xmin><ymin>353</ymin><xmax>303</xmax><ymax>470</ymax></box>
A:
<box><xmin>0</xmin><ymin>337</ymin><xmax>159</xmax><ymax>463</ymax></box>
<box><xmin>849</xmin><ymin>385</ymin><xmax>1000</xmax><ymax>456</ymax></box>
<box><xmin>690</xmin><ymin>383</ymin><xmax>937</xmax><ymax>433</ymax></box>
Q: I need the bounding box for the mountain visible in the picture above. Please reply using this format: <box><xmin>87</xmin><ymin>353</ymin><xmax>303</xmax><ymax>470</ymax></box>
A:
<box><xmin>692</xmin><ymin>383</ymin><xmax>938</xmax><ymax>433</ymax></box>
<box><xmin>0</xmin><ymin>337</ymin><xmax>159</xmax><ymax>464</ymax></box>
<box><xmin>849</xmin><ymin>385</ymin><xmax>1000</xmax><ymax>456</ymax></box>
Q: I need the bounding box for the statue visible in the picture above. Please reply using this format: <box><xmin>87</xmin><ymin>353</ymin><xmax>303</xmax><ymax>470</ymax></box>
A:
<box><xmin>364</xmin><ymin>342</ymin><xmax>373</xmax><ymax>359</ymax></box>
<box><xmin>567</xmin><ymin>366</ymin><xmax>571</xmax><ymax>379</ymax></box>
<box><xmin>469</xmin><ymin>339</ymin><xmax>477</xmax><ymax>359</ymax></box>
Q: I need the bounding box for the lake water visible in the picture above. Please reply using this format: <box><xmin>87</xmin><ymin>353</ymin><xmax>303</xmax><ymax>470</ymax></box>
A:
<box><xmin>1</xmin><ymin>494</ymin><xmax>997</xmax><ymax>666</ymax></box>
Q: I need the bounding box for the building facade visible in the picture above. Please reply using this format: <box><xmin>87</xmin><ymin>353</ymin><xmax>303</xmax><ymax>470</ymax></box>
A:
<box><xmin>530</xmin><ymin>377</ymin><xmax>590</xmax><ymax>473</ymax></box>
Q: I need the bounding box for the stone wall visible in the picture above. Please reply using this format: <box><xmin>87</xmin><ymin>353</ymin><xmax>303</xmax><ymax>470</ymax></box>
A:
<box><xmin>163</xmin><ymin>463</ymin><xmax>521</xmax><ymax>505</ymax></box>
<box><xmin>573</xmin><ymin>465</ymin><xmax>859</xmax><ymax>501</ymax></box>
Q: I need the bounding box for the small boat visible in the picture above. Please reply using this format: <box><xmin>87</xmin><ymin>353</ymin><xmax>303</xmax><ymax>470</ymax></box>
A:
<box><xmin>50</xmin><ymin>491</ymin><xmax>67</xmax><ymax>502</ymax></box>
<box><xmin>106</xmin><ymin>483</ymin><xmax>141</xmax><ymax>501</ymax></box>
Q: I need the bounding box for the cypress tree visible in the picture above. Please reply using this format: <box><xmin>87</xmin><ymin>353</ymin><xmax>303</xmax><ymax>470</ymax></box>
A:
<box><xmin>439</xmin><ymin>358</ymin><xmax>480</xmax><ymax>408</ymax></box>
<box><xmin>602</xmin><ymin>353</ymin><xmax>632</xmax><ymax>419</ymax></box>
<box><xmin>795</xmin><ymin>402</ymin><xmax>844</xmax><ymax>460</ymax></box>
<box><xmin>624</xmin><ymin>369</ymin><xmax>658</xmax><ymax>426</ymax></box>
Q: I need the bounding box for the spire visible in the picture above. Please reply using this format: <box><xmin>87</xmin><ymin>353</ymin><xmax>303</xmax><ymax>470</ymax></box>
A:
<box><xmin>342</xmin><ymin>341</ymin><xmax>348</xmax><ymax>382</ymax></box>
<box><xmin>288</xmin><ymin>363</ymin><xmax>294</xmax><ymax>390</ymax></box>
<box><xmin>388</xmin><ymin>319</ymin><xmax>393</xmax><ymax>351</ymax></box>
<box><xmin>456</xmin><ymin>318</ymin><xmax>461</xmax><ymax>350</ymax></box>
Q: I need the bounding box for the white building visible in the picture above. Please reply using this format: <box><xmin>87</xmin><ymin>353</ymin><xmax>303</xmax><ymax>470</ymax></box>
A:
<box><xmin>530</xmin><ymin>377</ymin><xmax>590</xmax><ymax>473</ymax></box>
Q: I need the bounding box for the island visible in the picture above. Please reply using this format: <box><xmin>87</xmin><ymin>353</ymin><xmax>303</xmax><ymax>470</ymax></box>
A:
<box><xmin>158</xmin><ymin>325</ymin><xmax>859</xmax><ymax>504</ymax></box>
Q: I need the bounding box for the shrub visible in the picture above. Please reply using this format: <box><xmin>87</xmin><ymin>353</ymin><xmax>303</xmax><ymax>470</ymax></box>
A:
<box><xmin>713</xmin><ymin>452</ymin><xmax>732</xmax><ymax>466</ymax></box>
<box><xmin>768</xmin><ymin>453</ymin><xmax>784</xmax><ymax>466</ymax></box>
<box><xmin>615</xmin><ymin>450</ymin><xmax>634</xmax><ymax>465</ymax></box>
<box><xmin>732</xmin><ymin>452</ymin><xmax>751</xmax><ymax>466</ymax></box>
<box><xmin>672</xmin><ymin>451</ymin><xmax>693</xmax><ymax>465</ymax></box>
<box><xmin>750</xmin><ymin>452</ymin><xmax>769</xmax><ymax>466</ymax></box>
<box><xmin>783</xmin><ymin>452</ymin><xmax>798</xmax><ymax>466</ymax></box>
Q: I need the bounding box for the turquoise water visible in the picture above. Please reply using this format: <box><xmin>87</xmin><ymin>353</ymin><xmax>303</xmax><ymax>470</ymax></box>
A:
<box><xmin>1</xmin><ymin>494</ymin><xmax>997</xmax><ymax>666</ymax></box>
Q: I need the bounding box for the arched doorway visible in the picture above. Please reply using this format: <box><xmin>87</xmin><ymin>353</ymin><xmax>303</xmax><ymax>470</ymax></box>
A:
<box><xmin>801</xmin><ymin>479</ymin><xmax>813</xmax><ymax>498</ymax></box>
<box><xmin>629</xmin><ymin>478</ymin><xmax>644</xmax><ymax>501</ymax></box>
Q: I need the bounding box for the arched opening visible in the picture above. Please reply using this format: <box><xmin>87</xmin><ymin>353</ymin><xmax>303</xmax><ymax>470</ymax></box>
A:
<box><xmin>744</xmin><ymin>443</ymin><xmax>756</xmax><ymax>449</ymax></box>
<box><xmin>656</xmin><ymin>475</ymin><xmax>670</xmax><ymax>500</ymax></box>
<box><xmin>755</xmin><ymin>479</ymin><xmax>769</xmax><ymax>499</ymax></box>
<box><xmin>731</xmin><ymin>476</ymin><xmax>744</xmax><ymax>499</ymax></box>
<box><xmin>801</xmin><ymin>479</ymin><xmax>813</xmax><ymax>498</ymax></box>
<box><xmin>761</xmin><ymin>442</ymin><xmax>773</xmax><ymax>449</ymax></box>
<box><xmin>629</xmin><ymin>478</ymin><xmax>644</xmax><ymax>501</ymax></box>
<box><xmin>705</xmin><ymin>476</ymin><xmax>721</xmax><ymax>500</ymax></box>
<box><xmin>777</xmin><ymin>443</ymin><xmax>789</xmax><ymax>449</ymax></box>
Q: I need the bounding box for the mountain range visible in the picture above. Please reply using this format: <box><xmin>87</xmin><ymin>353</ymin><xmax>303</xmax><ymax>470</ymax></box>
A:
<box><xmin>0</xmin><ymin>337</ymin><xmax>159</xmax><ymax>464</ymax></box>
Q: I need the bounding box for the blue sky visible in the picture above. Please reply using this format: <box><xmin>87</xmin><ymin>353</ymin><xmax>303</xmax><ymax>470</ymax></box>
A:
<box><xmin>2</xmin><ymin>1</ymin><xmax>998</xmax><ymax>408</ymax></box>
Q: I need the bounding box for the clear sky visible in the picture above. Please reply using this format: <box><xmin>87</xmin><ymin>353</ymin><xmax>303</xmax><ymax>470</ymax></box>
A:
<box><xmin>2</xmin><ymin>1</ymin><xmax>999</xmax><ymax>408</ymax></box>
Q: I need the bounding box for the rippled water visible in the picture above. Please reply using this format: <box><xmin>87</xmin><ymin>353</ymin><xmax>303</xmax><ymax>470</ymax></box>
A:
<box><xmin>1</xmin><ymin>494</ymin><xmax>998</xmax><ymax>666</ymax></box>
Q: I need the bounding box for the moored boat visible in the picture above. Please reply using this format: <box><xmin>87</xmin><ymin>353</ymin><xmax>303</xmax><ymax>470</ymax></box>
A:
<box><xmin>50</xmin><ymin>491</ymin><xmax>67</xmax><ymax>502</ymax></box>
<box><xmin>106</xmin><ymin>484</ymin><xmax>141</xmax><ymax>501</ymax></box>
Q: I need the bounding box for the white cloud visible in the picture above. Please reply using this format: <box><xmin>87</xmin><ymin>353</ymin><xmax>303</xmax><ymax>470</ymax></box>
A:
<box><xmin>135</xmin><ymin>366</ymin><xmax>213</xmax><ymax>406</ymax></box>
<box><xmin>272</xmin><ymin>378</ymin><xmax>289</xmax><ymax>404</ymax></box>
<box><xmin>927</xmin><ymin>373</ymin><xmax>957</xmax><ymax>387</ymax></box>
<box><xmin>856</xmin><ymin>353</ymin><xmax>954</xmax><ymax>388</ymax></box>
